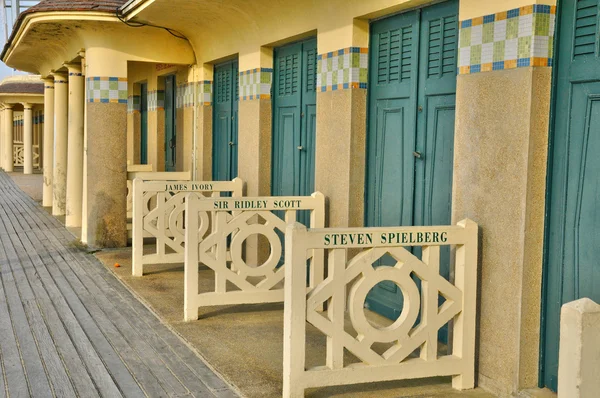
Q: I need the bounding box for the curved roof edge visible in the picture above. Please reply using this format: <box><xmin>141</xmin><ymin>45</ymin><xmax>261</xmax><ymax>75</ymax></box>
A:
<box><xmin>1</xmin><ymin>0</ymin><xmax>127</xmax><ymax>61</ymax></box>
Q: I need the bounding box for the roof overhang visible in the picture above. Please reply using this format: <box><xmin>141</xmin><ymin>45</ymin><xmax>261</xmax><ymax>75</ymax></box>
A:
<box><xmin>0</xmin><ymin>93</ymin><xmax>45</xmax><ymax>105</ymax></box>
<box><xmin>2</xmin><ymin>10</ymin><xmax>195</xmax><ymax>76</ymax></box>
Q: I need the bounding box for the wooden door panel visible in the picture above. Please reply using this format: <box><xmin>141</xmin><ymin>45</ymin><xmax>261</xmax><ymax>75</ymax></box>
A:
<box><xmin>543</xmin><ymin>0</ymin><xmax>600</xmax><ymax>390</ymax></box>
<box><xmin>365</xmin><ymin>1</ymin><xmax>458</xmax><ymax>323</ymax></box>
<box><xmin>213</xmin><ymin>60</ymin><xmax>238</xmax><ymax>181</ymax></box>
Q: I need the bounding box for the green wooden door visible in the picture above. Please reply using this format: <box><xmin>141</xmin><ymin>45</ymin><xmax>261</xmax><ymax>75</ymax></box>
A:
<box><xmin>140</xmin><ymin>82</ymin><xmax>148</xmax><ymax>165</ymax></box>
<box><xmin>165</xmin><ymin>75</ymin><xmax>176</xmax><ymax>171</ymax></box>
<box><xmin>365</xmin><ymin>0</ymin><xmax>458</xmax><ymax>321</ymax></box>
<box><xmin>272</xmin><ymin>37</ymin><xmax>317</xmax><ymax>213</ymax></box>
<box><xmin>542</xmin><ymin>0</ymin><xmax>600</xmax><ymax>391</ymax></box>
<box><xmin>213</xmin><ymin>60</ymin><xmax>239</xmax><ymax>181</ymax></box>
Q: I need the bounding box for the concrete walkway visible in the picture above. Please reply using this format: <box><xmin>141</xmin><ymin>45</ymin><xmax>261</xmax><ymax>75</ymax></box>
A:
<box><xmin>0</xmin><ymin>171</ymin><xmax>238</xmax><ymax>398</ymax></box>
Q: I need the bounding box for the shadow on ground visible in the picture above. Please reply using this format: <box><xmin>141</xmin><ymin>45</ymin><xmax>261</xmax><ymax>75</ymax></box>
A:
<box><xmin>95</xmin><ymin>247</ymin><xmax>495</xmax><ymax>398</ymax></box>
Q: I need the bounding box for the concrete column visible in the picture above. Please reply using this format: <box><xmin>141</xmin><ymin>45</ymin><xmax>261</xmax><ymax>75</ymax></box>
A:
<box><xmin>42</xmin><ymin>78</ymin><xmax>55</xmax><ymax>207</ymax></box>
<box><xmin>194</xmin><ymin>64</ymin><xmax>213</xmax><ymax>180</ymax></box>
<box><xmin>22</xmin><ymin>103</ymin><xmax>33</xmax><ymax>174</ymax></box>
<box><xmin>65</xmin><ymin>64</ymin><xmax>85</xmax><ymax>228</ymax></box>
<box><xmin>452</xmin><ymin>1</ymin><xmax>555</xmax><ymax>394</ymax></box>
<box><xmin>52</xmin><ymin>73</ymin><xmax>68</xmax><ymax>216</ymax></box>
<box><xmin>558</xmin><ymin>298</ymin><xmax>600</xmax><ymax>398</ymax></box>
<box><xmin>315</xmin><ymin>24</ymin><xmax>368</xmax><ymax>230</ymax></box>
<box><xmin>81</xmin><ymin>54</ymin><xmax>89</xmax><ymax>243</ymax></box>
<box><xmin>3</xmin><ymin>105</ymin><xmax>13</xmax><ymax>172</ymax></box>
<box><xmin>85</xmin><ymin>48</ymin><xmax>128</xmax><ymax>248</ymax></box>
<box><xmin>237</xmin><ymin>51</ymin><xmax>273</xmax><ymax>265</ymax></box>
<box><xmin>0</xmin><ymin>107</ymin><xmax>4</xmax><ymax>170</ymax></box>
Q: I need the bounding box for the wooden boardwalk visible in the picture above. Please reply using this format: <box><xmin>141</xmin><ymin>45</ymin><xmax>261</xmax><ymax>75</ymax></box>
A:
<box><xmin>0</xmin><ymin>171</ymin><xmax>238</xmax><ymax>398</ymax></box>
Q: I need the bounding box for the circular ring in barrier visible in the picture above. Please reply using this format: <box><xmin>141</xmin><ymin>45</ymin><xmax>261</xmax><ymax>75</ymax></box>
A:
<box><xmin>349</xmin><ymin>266</ymin><xmax>420</xmax><ymax>343</ymax></box>
<box><xmin>229</xmin><ymin>224</ymin><xmax>282</xmax><ymax>277</ymax></box>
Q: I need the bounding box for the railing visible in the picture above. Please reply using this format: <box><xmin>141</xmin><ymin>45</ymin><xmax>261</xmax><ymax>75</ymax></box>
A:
<box><xmin>13</xmin><ymin>143</ymin><xmax>23</xmax><ymax>166</ymax></box>
<box><xmin>32</xmin><ymin>143</ymin><xmax>40</xmax><ymax>168</ymax></box>
<box><xmin>282</xmin><ymin>220</ymin><xmax>478</xmax><ymax>397</ymax></box>
<box><xmin>183</xmin><ymin>193</ymin><xmax>325</xmax><ymax>321</ymax></box>
<box><xmin>126</xmin><ymin>170</ymin><xmax>191</xmax><ymax>238</ymax></box>
<box><xmin>131</xmin><ymin>178</ymin><xmax>244</xmax><ymax>277</ymax></box>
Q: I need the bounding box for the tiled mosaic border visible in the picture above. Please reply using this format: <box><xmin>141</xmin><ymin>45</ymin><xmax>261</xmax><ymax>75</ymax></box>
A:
<box><xmin>458</xmin><ymin>4</ymin><xmax>556</xmax><ymax>74</ymax></box>
<box><xmin>127</xmin><ymin>95</ymin><xmax>140</xmax><ymax>114</ymax></box>
<box><xmin>317</xmin><ymin>47</ymin><xmax>368</xmax><ymax>91</ymax></box>
<box><xmin>176</xmin><ymin>82</ymin><xmax>195</xmax><ymax>109</ymax></box>
<box><xmin>148</xmin><ymin>90</ymin><xmax>165</xmax><ymax>112</ymax></box>
<box><xmin>239</xmin><ymin>68</ymin><xmax>272</xmax><ymax>100</ymax></box>
<box><xmin>87</xmin><ymin>77</ymin><xmax>128</xmax><ymax>104</ymax></box>
<box><xmin>198</xmin><ymin>80</ymin><xmax>212</xmax><ymax>106</ymax></box>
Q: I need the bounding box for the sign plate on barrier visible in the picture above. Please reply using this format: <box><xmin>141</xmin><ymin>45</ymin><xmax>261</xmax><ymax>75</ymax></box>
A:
<box><xmin>131</xmin><ymin>177</ymin><xmax>244</xmax><ymax>277</ymax></box>
<box><xmin>283</xmin><ymin>220</ymin><xmax>478</xmax><ymax>397</ymax></box>
<box><xmin>183</xmin><ymin>193</ymin><xmax>325</xmax><ymax>321</ymax></box>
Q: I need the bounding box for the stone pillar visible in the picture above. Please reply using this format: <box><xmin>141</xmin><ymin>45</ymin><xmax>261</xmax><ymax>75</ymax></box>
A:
<box><xmin>65</xmin><ymin>64</ymin><xmax>85</xmax><ymax>228</ymax></box>
<box><xmin>53</xmin><ymin>74</ymin><xmax>69</xmax><ymax>216</ymax></box>
<box><xmin>81</xmin><ymin>54</ymin><xmax>89</xmax><ymax>243</ymax></box>
<box><xmin>22</xmin><ymin>103</ymin><xmax>33</xmax><ymax>174</ymax></box>
<box><xmin>315</xmin><ymin>22</ymin><xmax>368</xmax><ymax>229</ymax></box>
<box><xmin>3</xmin><ymin>105</ymin><xmax>13</xmax><ymax>172</ymax></box>
<box><xmin>42</xmin><ymin>78</ymin><xmax>55</xmax><ymax>207</ymax></box>
<box><xmin>558</xmin><ymin>298</ymin><xmax>600</xmax><ymax>398</ymax></box>
<box><xmin>451</xmin><ymin>1</ymin><xmax>555</xmax><ymax>395</ymax></box>
<box><xmin>84</xmin><ymin>48</ymin><xmax>128</xmax><ymax>248</ymax></box>
<box><xmin>0</xmin><ymin>107</ymin><xmax>4</xmax><ymax>170</ymax></box>
<box><xmin>237</xmin><ymin>51</ymin><xmax>273</xmax><ymax>265</ymax></box>
<box><xmin>195</xmin><ymin>64</ymin><xmax>213</xmax><ymax>180</ymax></box>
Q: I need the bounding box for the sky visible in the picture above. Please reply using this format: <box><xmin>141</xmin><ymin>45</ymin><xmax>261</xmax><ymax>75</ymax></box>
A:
<box><xmin>0</xmin><ymin>1</ymin><xmax>37</xmax><ymax>80</ymax></box>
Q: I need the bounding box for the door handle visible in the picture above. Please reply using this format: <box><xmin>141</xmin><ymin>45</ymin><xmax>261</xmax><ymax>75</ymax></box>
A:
<box><xmin>170</xmin><ymin>138</ymin><xmax>176</xmax><ymax>149</ymax></box>
<box><xmin>413</xmin><ymin>151</ymin><xmax>423</xmax><ymax>159</ymax></box>
<box><xmin>228</xmin><ymin>141</ymin><xmax>235</xmax><ymax>147</ymax></box>
<box><xmin>297</xmin><ymin>146</ymin><xmax>305</xmax><ymax>151</ymax></box>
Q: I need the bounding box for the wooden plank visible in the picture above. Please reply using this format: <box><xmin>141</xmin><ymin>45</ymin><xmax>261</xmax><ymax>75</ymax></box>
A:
<box><xmin>9</xmin><ymin>226</ymin><xmax>103</xmax><ymax>398</ymax></box>
<box><xmin>0</xmin><ymin>172</ymin><xmax>237</xmax><ymax>398</ymax></box>
<box><xmin>69</xmin><ymin>237</ymin><xmax>235</xmax><ymax>395</ymax></box>
<box><xmin>0</xmin><ymin>345</ymin><xmax>5</xmax><ymax>398</ymax></box>
<box><xmin>65</xmin><ymin>251</ymin><xmax>217</xmax><ymax>396</ymax></box>
<box><xmin>36</xmin><ymin>230</ymin><xmax>169</xmax><ymax>398</ymax></box>
<box><xmin>0</xmin><ymin>245</ymin><xmax>28</xmax><ymax>398</ymax></box>
<box><xmin>0</xmin><ymin>229</ymin><xmax>52</xmax><ymax>398</ymax></box>
<box><xmin>26</xmin><ymin>230</ymin><xmax>122</xmax><ymax>397</ymax></box>
<box><xmin>2</xmin><ymin>223</ymin><xmax>77</xmax><ymax>398</ymax></box>
<box><xmin>40</xmin><ymin>230</ymin><xmax>187</xmax><ymax>397</ymax></box>
<box><xmin>6</xmin><ymin>180</ymin><xmax>210</xmax><ymax>397</ymax></box>
<box><xmin>0</xmin><ymin>189</ymin><xmax>142</xmax><ymax>398</ymax></box>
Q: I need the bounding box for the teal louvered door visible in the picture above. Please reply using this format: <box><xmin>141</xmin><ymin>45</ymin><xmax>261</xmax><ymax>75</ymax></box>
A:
<box><xmin>213</xmin><ymin>60</ymin><xmax>239</xmax><ymax>181</ymax></box>
<box><xmin>365</xmin><ymin>0</ymin><xmax>458</xmax><ymax>323</ymax></box>
<box><xmin>164</xmin><ymin>75</ymin><xmax>176</xmax><ymax>171</ymax></box>
<box><xmin>140</xmin><ymin>83</ymin><xmax>148</xmax><ymax>165</ymax></box>
<box><xmin>272</xmin><ymin>38</ymin><xmax>317</xmax><ymax>226</ymax></box>
<box><xmin>543</xmin><ymin>0</ymin><xmax>600</xmax><ymax>391</ymax></box>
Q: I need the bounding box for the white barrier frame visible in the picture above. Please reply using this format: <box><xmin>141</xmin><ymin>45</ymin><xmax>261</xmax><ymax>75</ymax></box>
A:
<box><xmin>184</xmin><ymin>193</ymin><xmax>325</xmax><ymax>321</ymax></box>
<box><xmin>132</xmin><ymin>177</ymin><xmax>243</xmax><ymax>277</ymax></box>
<box><xmin>126</xmin><ymin>170</ymin><xmax>190</xmax><ymax>219</ymax></box>
<box><xmin>283</xmin><ymin>220</ymin><xmax>478</xmax><ymax>397</ymax></box>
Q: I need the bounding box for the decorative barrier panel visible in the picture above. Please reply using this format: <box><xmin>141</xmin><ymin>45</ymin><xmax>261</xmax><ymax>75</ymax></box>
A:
<box><xmin>32</xmin><ymin>144</ymin><xmax>40</xmax><ymax>168</ymax></box>
<box><xmin>132</xmin><ymin>177</ymin><xmax>244</xmax><ymax>277</ymax></box>
<box><xmin>13</xmin><ymin>143</ymin><xmax>23</xmax><ymax>167</ymax></box>
<box><xmin>282</xmin><ymin>220</ymin><xmax>478</xmax><ymax>397</ymax></box>
<box><xmin>126</xmin><ymin>170</ymin><xmax>190</xmax><ymax>220</ymax></box>
<box><xmin>127</xmin><ymin>164</ymin><xmax>153</xmax><ymax>172</ymax></box>
<box><xmin>184</xmin><ymin>193</ymin><xmax>325</xmax><ymax>321</ymax></box>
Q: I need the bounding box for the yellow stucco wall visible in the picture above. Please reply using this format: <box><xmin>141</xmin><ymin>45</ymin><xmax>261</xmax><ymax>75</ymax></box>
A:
<box><xmin>459</xmin><ymin>0</ymin><xmax>556</xmax><ymax>20</ymax></box>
